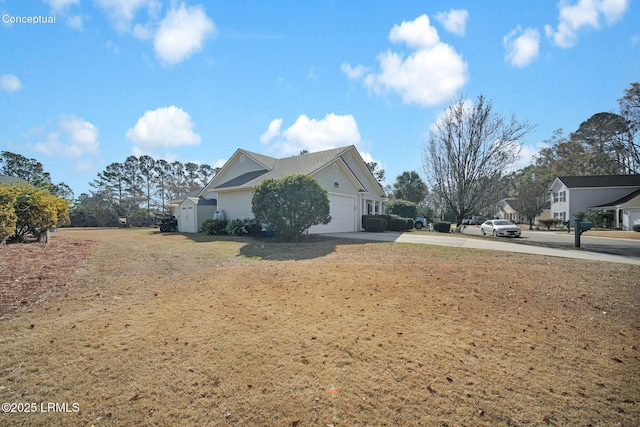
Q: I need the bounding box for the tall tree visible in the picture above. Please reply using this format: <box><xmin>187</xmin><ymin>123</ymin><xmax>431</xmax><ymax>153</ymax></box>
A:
<box><xmin>0</xmin><ymin>151</ymin><xmax>53</xmax><ymax>188</ymax></box>
<box><xmin>422</xmin><ymin>95</ymin><xmax>534</xmax><ymax>225</ymax></box>
<box><xmin>572</xmin><ymin>112</ymin><xmax>630</xmax><ymax>174</ymax></box>
<box><xmin>138</xmin><ymin>155</ymin><xmax>156</xmax><ymax>219</ymax></box>
<box><xmin>392</xmin><ymin>171</ymin><xmax>428</xmax><ymax>204</ymax></box>
<box><xmin>618</xmin><ymin>82</ymin><xmax>640</xmax><ymax>173</ymax></box>
<box><xmin>90</xmin><ymin>162</ymin><xmax>126</xmax><ymax>214</ymax></box>
<box><xmin>154</xmin><ymin>159</ymin><xmax>172</xmax><ymax>213</ymax></box>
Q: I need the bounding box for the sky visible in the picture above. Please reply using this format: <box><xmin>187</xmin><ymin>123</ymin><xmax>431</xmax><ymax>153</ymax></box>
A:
<box><xmin>1</xmin><ymin>0</ymin><xmax>638</xmax><ymax>197</ymax></box>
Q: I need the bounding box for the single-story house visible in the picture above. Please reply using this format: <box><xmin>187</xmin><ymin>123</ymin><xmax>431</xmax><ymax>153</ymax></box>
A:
<box><xmin>495</xmin><ymin>197</ymin><xmax>550</xmax><ymax>224</ymax></box>
<box><xmin>549</xmin><ymin>175</ymin><xmax>640</xmax><ymax>230</ymax></box>
<box><xmin>592</xmin><ymin>188</ymin><xmax>640</xmax><ymax>231</ymax></box>
<box><xmin>197</xmin><ymin>145</ymin><xmax>387</xmax><ymax>234</ymax></box>
<box><xmin>177</xmin><ymin>197</ymin><xmax>217</xmax><ymax>233</ymax></box>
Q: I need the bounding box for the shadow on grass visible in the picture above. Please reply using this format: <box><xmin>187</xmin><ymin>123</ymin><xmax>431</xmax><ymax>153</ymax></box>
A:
<box><xmin>238</xmin><ymin>235</ymin><xmax>368</xmax><ymax>261</ymax></box>
<box><xmin>151</xmin><ymin>229</ymin><xmax>368</xmax><ymax>261</ymax></box>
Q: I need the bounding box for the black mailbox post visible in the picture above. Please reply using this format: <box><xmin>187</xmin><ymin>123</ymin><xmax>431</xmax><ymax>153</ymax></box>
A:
<box><xmin>574</xmin><ymin>219</ymin><xmax>593</xmax><ymax>248</ymax></box>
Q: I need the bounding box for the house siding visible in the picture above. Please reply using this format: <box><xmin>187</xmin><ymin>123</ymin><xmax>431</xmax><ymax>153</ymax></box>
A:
<box><xmin>552</xmin><ymin>186</ymin><xmax>640</xmax><ymax>220</ymax></box>
<box><xmin>341</xmin><ymin>151</ymin><xmax>376</xmax><ymax>194</ymax></box>
<box><xmin>311</xmin><ymin>162</ymin><xmax>360</xmax><ymax>196</ymax></box>
<box><xmin>218</xmin><ymin>189</ymin><xmax>254</xmax><ymax>220</ymax></box>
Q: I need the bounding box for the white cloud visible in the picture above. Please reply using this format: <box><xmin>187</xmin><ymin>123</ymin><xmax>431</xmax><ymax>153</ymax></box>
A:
<box><xmin>95</xmin><ymin>0</ymin><xmax>161</xmax><ymax>33</ymax></box>
<box><xmin>132</xmin><ymin>22</ymin><xmax>154</xmax><ymax>40</ymax></box>
<box><xmin>126</xmin><ymin>106</ymin><xmax>201</xmax><ymax>155</ymax></box>
<box><xmin>435</xmin><ymin>9</ymin><xmax>469</xmax><ymax>36</ymax></box>
<box><xmin>260</xmin><ymin>118</ymin><xmax>283</xmax><ymax>144</ymax></box>
<box><xmin>0</xmin><ymin>74</ymin><xmax>22</xmax><ymax>92</ymax></box>
<box><xmin>153</xmin><ymin>3</ymin><xmax>216</xmax><ymax>66</ymax></box>
<box><xmin>545</xmin><ymin>0</ymin><xmax>629</xmax><ymax>48</ymax></box>
<box><xmin>341</xmin><ymin>63</ymin><xmax>369</xmax><ymax>80</ymax></box>
<box><xmin>33</xmin><ymin>114</ymin><xmax>100</xmax><ymax>158</ymax></box>
<box><xmin>261</xmin><ymin>114</ymin><xmax>361</xmax><ymax>156</ymax></box>
<box><xmin>344</xmin><ymin>14</ymin><xmax>468</xmax><ymax>107</ymax></box>
<box><xmin>504</xmin><ymin>26</ymin><xmax>540</xmax><ymax>67</ymax></box>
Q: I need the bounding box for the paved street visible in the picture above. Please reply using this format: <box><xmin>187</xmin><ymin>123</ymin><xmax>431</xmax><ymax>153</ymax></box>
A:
<box><xmin>461</xmin><ymin>225</ymin><xmax>640</xmax><ymax>258</ymax></box>
<box><xmin>326</xmin><ymin>230</ymin><xmax>640</xmax><ymax>266</ymax></box>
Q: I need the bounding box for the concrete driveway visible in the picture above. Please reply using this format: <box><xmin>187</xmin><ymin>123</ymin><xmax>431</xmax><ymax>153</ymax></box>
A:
<box><xmin>325</xmin><ymin>231</ymin><xmax>640</xmax><ymax>266</ymax></box>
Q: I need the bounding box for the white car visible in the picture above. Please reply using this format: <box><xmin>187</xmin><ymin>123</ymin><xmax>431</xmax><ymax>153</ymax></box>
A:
<box><xmin>480</xmin><ymin>219</ymin><xmax>521</xmax><ymax>237</ymax></box>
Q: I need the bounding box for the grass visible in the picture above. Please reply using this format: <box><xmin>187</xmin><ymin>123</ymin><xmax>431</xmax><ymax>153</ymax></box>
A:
<box><xmin>1</xmin><ymin>228</ymin><xmax>639</xmax><ymax>426</ymax></box>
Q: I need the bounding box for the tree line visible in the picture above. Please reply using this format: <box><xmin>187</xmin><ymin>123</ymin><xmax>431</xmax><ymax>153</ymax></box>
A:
<box><xmin>77</xmin><ymin>156</ymin><xmax>220</xmax><ymax>227</ymax></box>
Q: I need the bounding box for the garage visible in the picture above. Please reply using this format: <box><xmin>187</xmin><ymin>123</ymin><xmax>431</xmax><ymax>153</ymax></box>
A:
<box><xmin>308</xmin><ymin>194</ymin><xmax>357</xmax><ymax>234</ymax></box>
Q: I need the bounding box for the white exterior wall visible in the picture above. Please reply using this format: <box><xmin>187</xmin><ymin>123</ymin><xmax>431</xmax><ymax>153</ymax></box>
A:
<box><xmin>217</xmin><ymin>189</ymin><xmax>254</xmax><ymax>220</ymax></box>
<box><xmin>623</xmin><ymin>208</ymin><xmax>640</xmax><ymax>231</ymax></box>
<box><xmin>312</xmin><ymin>162</ymin><xmax>360</xmax><ymax>196</ymax></box>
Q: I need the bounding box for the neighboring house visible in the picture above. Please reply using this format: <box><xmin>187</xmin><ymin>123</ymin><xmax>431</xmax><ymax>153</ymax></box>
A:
<box><xmin>592</xmin><ymin>188</ymin><xmax>640</xmax><ymax>231</ymax></box>
<box><xmin>197</xmin><ymin>145</ymin><xmax>387</xmax><ymax>234</ymax></box>
<box><xmin>549</xmin><ymin>175</ymin><xmax>640</xmax><ymax>230</ymax></box>
<box><xmin>496</xmin><ymin>198</ymin><xmax>523</xmax><ymax>223</ymax></box>
<box><xmin>495</xmin><ymin>197</ymin><xmax>550</xmax><ymax>224</ymax></box>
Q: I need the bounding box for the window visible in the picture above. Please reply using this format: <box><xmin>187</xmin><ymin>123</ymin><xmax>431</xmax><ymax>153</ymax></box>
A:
<box><xmin>553</xmin><ymin>191</ymin><xmax>566</xmax><ymax>203</ymax></box>
<box><xmin>553</xmin><ymin>212</ymin><xmax>566</xmax><ymax>221</ymax></box>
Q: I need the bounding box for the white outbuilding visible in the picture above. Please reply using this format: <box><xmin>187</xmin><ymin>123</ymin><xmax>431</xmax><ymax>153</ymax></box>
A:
<box><xmin>177</xmin><ymin>197</ymin><xmax>217</xmax><ymax>233</ymax></box>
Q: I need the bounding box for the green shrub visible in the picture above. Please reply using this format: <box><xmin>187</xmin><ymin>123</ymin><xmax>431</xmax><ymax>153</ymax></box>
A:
<box><xmin>633</xmin><ymin>224</ymin><xmax>640</xmax><ymax>232</ymax></box>
<box><xmin>386</xmin><ymin>200</ymin><xmax>418</xmax><ymax>220</ymax></box>
<box><xmin>379</xmin><ymin>214</ymin><xmax>392</xmax><ymax>230</ymax></box>
<box><xmin>201</xmin><ymin>218</ymin><xmax>228</xmax><ymax>235</ymax></box>
<box><xmin>252</xmin><ymin>175</ymin><xmax>330</xmax><ymax>241</ymax></box>
<box><xmin>363</xmin><ymin>217</ymin><xmax>385</xmax><ymax>232</ymax></box>
<box><xmin>388</xmin><ymin>215</ymin><xmax>408</xmax><ymax>231</ymax></box>
<box><xmin>433</xmin><ymin>221</ymin><xmax>451</xmax><ymax>233</ymax></box>
<box><xmin>226</xmin><ymin>218</ymin><xmax>247</xmax><ymax>236</ymax></box>
<box><xmin>406</xmin><ymin>218</ymin><xmax>414</xmax><ymax>230</ymax></box>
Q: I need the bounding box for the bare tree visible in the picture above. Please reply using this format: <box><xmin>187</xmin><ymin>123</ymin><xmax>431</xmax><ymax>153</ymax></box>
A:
<box><xmin>422</xmin><ymin>95</ymin><xmax>535</xmax><ymax>225</ymax></box>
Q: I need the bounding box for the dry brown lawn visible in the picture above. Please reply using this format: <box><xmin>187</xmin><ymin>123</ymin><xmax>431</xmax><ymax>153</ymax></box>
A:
<box><xmin>1</xmin><ymin>228</ymin><xmax>639</xmax><ymax>426</ymax></box>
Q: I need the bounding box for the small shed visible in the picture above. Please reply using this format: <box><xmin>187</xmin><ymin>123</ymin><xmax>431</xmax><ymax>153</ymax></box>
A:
<box><xmin>178</xmin><ymin>197</ymin><xmax>217</xmax><ymax>233</ymax></box>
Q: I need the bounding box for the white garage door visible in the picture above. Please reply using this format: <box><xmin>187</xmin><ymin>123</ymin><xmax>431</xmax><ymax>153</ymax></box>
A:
<box><xmin>308</xmin><ymin>194</ymin><xmax>356</xmax><ymax>234</ymax></box>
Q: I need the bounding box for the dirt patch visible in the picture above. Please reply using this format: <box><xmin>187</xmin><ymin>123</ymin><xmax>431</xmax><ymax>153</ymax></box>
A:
<box><xmin>1</xmin><ymin>228</ymin><xmax>639</xmax><ymax>426</ymax></box>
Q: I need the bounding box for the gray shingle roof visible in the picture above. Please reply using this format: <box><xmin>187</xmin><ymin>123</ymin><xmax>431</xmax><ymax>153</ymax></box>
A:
<box><xmin>214</xmin><ymin>146</ymin><xmax>355</xmax><ymax>189</ymax></box>
<box><xmin>559</xmin><ymin>175</ymin><xmax>640</xmax><ymax>188</ymax></box>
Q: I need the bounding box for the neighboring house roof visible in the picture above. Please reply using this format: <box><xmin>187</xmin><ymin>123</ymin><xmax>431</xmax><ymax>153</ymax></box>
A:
<box><xmin>0</xmin><ymin>174</ymin><xmax>28</xmax><ymax>185</ymax></box>
<box><xmin>556</xmin><ymin>175</ymin><xmax>640</xmax><ymax>188</ymax></box>
<box><xmin>204</xmin><ymin>145</ymin><xmax>383</xmax><ymax>195</ymax></box>
<box><xmin>594</xmin><ymin>188</ymin><xmax>640</xmax><ymax>209</ymax></box>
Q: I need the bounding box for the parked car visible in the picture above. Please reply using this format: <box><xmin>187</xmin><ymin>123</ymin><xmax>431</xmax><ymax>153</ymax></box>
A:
<box><xmin>480</xmin><ymin>219</ymin><xmax>521</xmax><ymax>237</ymax></box>
<box><xmin>414</xmin><ymin>217</ymin><xmax>428</xmax><ymax>229</ymax></box>
<box><xmin>468</xmin><ymin>215</ymin><xmax>486</xmax><ymax>225</ymax></box>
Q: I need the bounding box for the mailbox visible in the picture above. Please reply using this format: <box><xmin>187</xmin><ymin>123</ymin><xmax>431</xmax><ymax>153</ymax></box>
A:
<box><xmin>573</xmin><ymin>219</ymin><xmax>592</xmax><ymax>248</ymax></box>
<box><xmin>578</xmin><ymin>221</ymin><xmax>592</xmax><ymax>232</ymax></box>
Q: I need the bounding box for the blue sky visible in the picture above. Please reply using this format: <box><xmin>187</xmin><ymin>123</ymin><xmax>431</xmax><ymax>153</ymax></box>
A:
<box><xmin>1</xmin><ymin>0</ymin><xmax>638</xmax><ymax>197</ymax></box>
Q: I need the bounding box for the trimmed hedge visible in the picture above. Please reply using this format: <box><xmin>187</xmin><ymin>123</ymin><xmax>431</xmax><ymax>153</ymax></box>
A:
<box><xmin>406</xmin><ymin>218</ymin><xmax>415</xmax><ymax>230</ymax></box>
<box><xmin>433</xmin><ymin>221</ymin><xmax>451</xmax><ymax>233</ymax></box>
<box><xmin>633</xmin><ymin>224</ymin><xmax>640</xmax><ymax>232</ymax></box>
<box><xmin>388</xmin><ymin>216</ymin><xmax>408</xmax><ymax>231</ymax></box>
<box><xmin>363</xmin><ymin>216</ymin><xmax>385</xmax><ymax>232</ymax></box>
